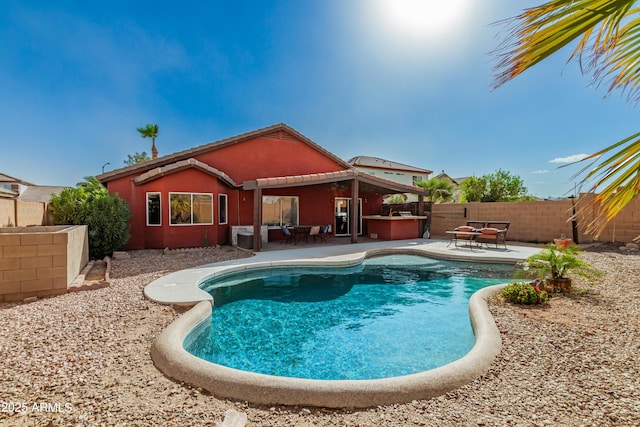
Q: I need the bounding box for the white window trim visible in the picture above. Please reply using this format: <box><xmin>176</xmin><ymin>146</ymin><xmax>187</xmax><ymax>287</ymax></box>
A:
<box><xmin>146</xmin><ymin>192</ymin><xmax>162</xmax><ymax>227</ymax></box>
<box><xmin>218</xmin><ymin>194</ymin><xmax>228</xmax><ymax>225</ymax></box>
<box><xmin>169</xmin><ymin>192</ymin><xmax>214</xmax><ymax>226</ymax></box>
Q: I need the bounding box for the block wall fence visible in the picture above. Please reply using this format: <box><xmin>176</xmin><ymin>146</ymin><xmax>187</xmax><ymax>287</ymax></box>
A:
<box><xmin>0</xmin><ymin>199</ymin><xmax>47</xmax><ymax>227</ymax></box>
<box><xmin>430</xmin><ymin>194</ymin><xmax>639</xmax><ymax>244</ymax></box>
<box><xmin>0</xmin><ymin>225</ymin><xmax>89</xmax><ymax>302</ymax></box>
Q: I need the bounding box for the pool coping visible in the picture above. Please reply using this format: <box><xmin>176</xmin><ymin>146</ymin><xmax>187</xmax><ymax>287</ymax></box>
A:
<box><xmin>148</xmin><ymin>243</ymin><xmax>526</xmax><ymax>408</ymax></box>
<box><xmin>152</xmin><ymin>284</ymin><xmax>506</xmax><ymax>408</ymax></box>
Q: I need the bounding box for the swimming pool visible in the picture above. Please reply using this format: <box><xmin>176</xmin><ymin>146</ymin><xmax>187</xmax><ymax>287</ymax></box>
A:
<box><xmin>184</xmin><ymin>255</ymin><xmax>513</xmax><ymax>380</ymax></box>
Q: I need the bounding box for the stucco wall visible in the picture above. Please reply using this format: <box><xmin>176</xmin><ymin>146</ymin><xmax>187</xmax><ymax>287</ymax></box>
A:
<box><xmin>0</xmin><ymin>225</ymin><xmax>89</xmax><ymax>302</ymax></box>
<box><xmin>430</xmin><ymin>195</ymin><xmax>639</xmax><ymax>244</ymax></box>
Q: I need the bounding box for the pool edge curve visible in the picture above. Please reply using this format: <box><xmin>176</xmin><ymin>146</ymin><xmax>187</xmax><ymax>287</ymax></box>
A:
<box><xmin>151</xmin><ymin>282</ymin><xmax>507</xmax><ymax>408</ymax></box>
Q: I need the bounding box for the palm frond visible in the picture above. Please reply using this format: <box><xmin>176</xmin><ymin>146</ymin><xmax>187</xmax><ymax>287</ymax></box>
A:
<box><xmin>564</xmin><ymin>132</ymin><xmax>640</xmax><ymax>237</ymax></box>
<box><xmin>494</xmin><ymin>0</ymin><xmax>640</xmax><ymax>99</ymax></box>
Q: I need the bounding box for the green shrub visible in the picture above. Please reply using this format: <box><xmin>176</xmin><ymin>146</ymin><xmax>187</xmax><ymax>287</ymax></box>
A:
<box><xmin>501</xmin><ymin>282</ymin><xmax>550</xmax><ymax>305</ymax></box>
<box><xmin>50</xmin><ymin>177</ymin><xmax>130</xmax><ymax>259</ymax></box>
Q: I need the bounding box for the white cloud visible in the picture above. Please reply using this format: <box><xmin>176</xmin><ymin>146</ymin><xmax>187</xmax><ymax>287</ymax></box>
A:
<box><xmin>531</xmin><ymin>169</ymin><xmax>550</xmax><ymax>174</ymax></box>
<box><xmin>549</xmin><ymin>154</ymin><xmax>589</xmax><ymax>164</ymax></box>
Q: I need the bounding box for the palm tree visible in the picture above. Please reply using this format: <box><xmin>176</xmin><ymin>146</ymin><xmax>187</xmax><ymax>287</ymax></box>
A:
<box><xmin>494</xmin><ymin>0</ymin><xmax>640</xmax><ymax>239</ymax></box>
<box><xmin>137</xmin><ymin>124</ymin><xmax>159</xmax><ymax>159</ymax></box>
<box><xmin>415</xmin><ymin>177</ymin><xmax>455</xmax><ymax>204</ymax></box>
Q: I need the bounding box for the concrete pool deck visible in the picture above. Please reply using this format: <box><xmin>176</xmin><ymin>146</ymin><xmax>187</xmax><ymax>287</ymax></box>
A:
<box><xmin>147</xmin><ymin>238</ymin><xmax>542</xmax><ymax>408</ymax></box>
<box><xmin>144</xmin><ymin>238</ymin><xmax>540</xmax><ymax>305</ymax></box>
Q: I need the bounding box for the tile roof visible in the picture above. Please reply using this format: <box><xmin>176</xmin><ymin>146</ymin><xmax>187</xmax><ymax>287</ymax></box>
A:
<box><xmin>133</xmin><ymin>158</ymin><xmax>239</xmax><ymax>187</ymax></box>
<box><xmin>97</xmin><ymin>123</ymin><xmax>352</xmax><ymax>184</ymax></box>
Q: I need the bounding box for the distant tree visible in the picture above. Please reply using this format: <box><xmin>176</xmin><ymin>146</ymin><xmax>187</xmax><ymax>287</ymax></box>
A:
<box><xmin>124</xmin><ymin>151</ymin><xmax>151</xmax><ymax>166</ymax></box>
<box><xmin>460</xmin><ymin>176</ymin><xmax>487</xmax><ymax>203</ymax></box>
<box><xmin>137</xmin><ymin>124</ymin><xmax>159</xmax><ymax>159</ymax></box>
<box><xmin>385</xmin><ymin>194</ymin><xmax>406</xmax><ymax>204</ymax></box>
<box><xmin>415</xmin><ymin>177</ymin><xmax>455</xmax><ymax>203</ymax></box>
<box><xmin>49</xmin><ymin>176</ymin><xmax>130</xmax><ymax>259</ymax></box>
<box><xmin>461</xmin><ymin>169</ymin><xmax>527</xmax><ymax>202</ymax></box>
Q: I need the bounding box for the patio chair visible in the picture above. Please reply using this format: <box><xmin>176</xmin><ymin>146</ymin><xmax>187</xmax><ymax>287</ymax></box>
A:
<box><xmin>309</xmin><ymin>225</ymin><xmax>321</xmax><ymax>242</ymax></box>
<box><xmin>281</xmin><ymin>226</ymin><xmax>295</xmax><ymax>244</ymax></box>
<box><xmin>319</xmin><ymin>224</ymin><xmax>330</xmax><ymax>242</ymax></box>
<box><xmin>476</xmin><ymin>222</ymin><xmax>509</xmax><ymax>249</ymax></box>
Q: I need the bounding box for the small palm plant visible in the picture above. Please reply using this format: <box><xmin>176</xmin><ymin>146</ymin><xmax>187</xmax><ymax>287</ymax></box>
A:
<box><xmin>520</xmin><ymin>243</ymin><xmax>602</xmax><ymax>292</ymax></box>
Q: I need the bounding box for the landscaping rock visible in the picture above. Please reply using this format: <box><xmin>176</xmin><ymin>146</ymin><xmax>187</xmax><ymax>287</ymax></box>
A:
<box><xmin>0</xmin><ymin>245</ymin><xmax>638</xmax><ymax>426</ymax></box>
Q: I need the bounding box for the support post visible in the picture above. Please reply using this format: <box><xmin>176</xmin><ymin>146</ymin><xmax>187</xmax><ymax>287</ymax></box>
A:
<box><xmin>350</xmin><ymin>177</ymin><xmax>359</xmax><ymax>243</ymax></box>
<box><xmin>253</xmin><ymin>188</ymin><xmax>262</xmax><ymax>251</ymax></box>
<box><xmin>418</xmin><ymin>194</ymin><xmax>425</xmax><ymax>237</ymax></box>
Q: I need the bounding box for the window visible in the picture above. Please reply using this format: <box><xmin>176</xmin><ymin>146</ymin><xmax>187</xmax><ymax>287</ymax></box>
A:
<box><xmin>262</xmin><ymin>195</ymin><xmax>298</xmax><ymax>226</ymax></box>
<box><xmin>146</xmin><ymin>193</ymin><xmax>161</xmax><ymax>226</ymax></box>
<box><xmin>169</xmin><ymin>193</ymin><xmax>213</xmax><ymax>225</ymax></box>
<box><xmin>218</xmin><ymin>194</ymin><xmax>228</xmax><ymax>225</ymax></box>
<box><xmin>412</xmin><ymin>176</ymin><xmax>421</xmax><ymax>185</ymax></box>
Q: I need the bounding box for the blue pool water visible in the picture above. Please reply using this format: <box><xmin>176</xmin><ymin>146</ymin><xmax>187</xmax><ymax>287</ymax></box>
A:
<box><xmin>184</xmin><ymin>255</ymin><xmax>513</xmax><ymax>380</ymax></box>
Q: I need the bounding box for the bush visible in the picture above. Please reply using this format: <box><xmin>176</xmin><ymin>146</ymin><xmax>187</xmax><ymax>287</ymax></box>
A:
<box><xmin>501</xmin><ymin>282</ymin><xmax>549</xmax><ymax>305</ymax></box>
<box><xmin>50</xmin><ymin>177</ymin><xmax>130</xmax><ymax>259</ymax></box>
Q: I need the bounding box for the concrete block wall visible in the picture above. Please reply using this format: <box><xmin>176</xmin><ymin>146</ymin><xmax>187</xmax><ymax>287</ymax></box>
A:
<box><xmin>0</xmin><ymin>199</ymin><xmax>16</xmax><ymax>227</ymax></box>
<box><xmin>0</xmin><ymin>225</ymin><xmax>89</xmax><ymax>302</ymax></box>
<box><xmin>431</xmin><ymin>196</ymin><xmax>639</xmax><ymax>244</ymax></box>
<box><xmin>576</xmin><ymin>194</ymin><xmax>640</xmax><ymax>243</ymax></box>
<box><xmin>16</xmin><ymin>200</ymin><xmax>46</xmax><ymax>226</ymax></box>
<box><xmin>0</xmin><ymin>199</ymin><xmax>46</xmax><ymax>227</ymax></box>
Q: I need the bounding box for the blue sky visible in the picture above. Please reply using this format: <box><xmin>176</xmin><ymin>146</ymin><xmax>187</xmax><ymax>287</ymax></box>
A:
<box><xmin>1</xmin><ymin>0</ymin><xmax>638</xmax><ymax>198</ymax></box>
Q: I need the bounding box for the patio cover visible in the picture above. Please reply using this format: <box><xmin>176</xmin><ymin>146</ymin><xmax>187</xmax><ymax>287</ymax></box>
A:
<box><xmin>243</xmin><ymin>169</ymin><xmax>429</xmax><ymax>250</ymax></box>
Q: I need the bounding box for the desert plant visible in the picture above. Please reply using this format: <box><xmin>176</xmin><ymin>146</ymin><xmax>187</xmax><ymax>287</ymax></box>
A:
<box><xmin>519</xmin><ymin>243</ymin><xmax>602</xmax><ymax>291</ymax></box>
<box><xmin>502</xmin><ymin>282</ymin><xmax>549</xmax><ymax>305</ymax></box>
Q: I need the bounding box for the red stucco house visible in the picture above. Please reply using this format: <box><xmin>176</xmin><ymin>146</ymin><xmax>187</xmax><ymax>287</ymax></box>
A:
<box><xmin>97</xmin><ymin>123</ymin><xmax>428</xmax><ymax>251</ymax></box>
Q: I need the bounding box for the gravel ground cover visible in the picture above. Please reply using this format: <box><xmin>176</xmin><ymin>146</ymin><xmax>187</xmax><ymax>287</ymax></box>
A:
<box><xmin>1</xmin><ymin>245</ymin><xmax>638</xmax><ymax>426</ymax></box>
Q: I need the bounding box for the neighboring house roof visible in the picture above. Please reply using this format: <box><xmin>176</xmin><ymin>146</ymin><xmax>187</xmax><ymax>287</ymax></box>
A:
<box><xmin>18</xmin><ymin>186</ymin><xmax>67</xmax><ymax>203</ymax></box>
<box><xmin>347</xmin><ymin>156</ymin><xmax>432</xmax><ymax>175</ymax></box>
<box><xmin>0</xmin><ymin>172</ymin><xmax>35</xmax><ymax>186</ymax></box>
<box><xmin>435</xmin><ymin>172</ymin><xmax>459</xmax><ymax>185</ymax></box>
<box><xmin>0</xmin><ymin>187</ymin><xmax>18</xmax><ymax>199</ymax></box>
<box><xmin>435</xmin><ymin>172</ymin><xmax>469</xmax><ymax>186</ymax></box>
<box><xmin>97</xmin><ymin>123</ymin><xmax>352</xmax><ymax>184</ymax></box>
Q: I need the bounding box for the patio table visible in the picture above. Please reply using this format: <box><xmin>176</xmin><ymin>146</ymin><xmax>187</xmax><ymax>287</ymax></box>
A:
<box><xmin>288</xmin><ymin>225</ymin><xmax>313</xmax><ymax>244</ymax></box>
<box><xmin>446</xmin><ymin>230</ymin><xmax>481</xmax><ymax>250</ymax></box>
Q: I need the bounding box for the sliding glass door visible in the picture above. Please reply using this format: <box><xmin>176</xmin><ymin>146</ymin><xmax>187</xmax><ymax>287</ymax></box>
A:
<box><xmin>334</xmin><ymin>198</ymin><xmax>362</xmax><ymax>236</ymax></box>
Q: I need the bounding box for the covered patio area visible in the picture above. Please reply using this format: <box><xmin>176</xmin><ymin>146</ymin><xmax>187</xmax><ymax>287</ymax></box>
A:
<box><xmin>243</xmin><ymin>169</ymin><xmax>430</xmax><ymax>251</ymax></box>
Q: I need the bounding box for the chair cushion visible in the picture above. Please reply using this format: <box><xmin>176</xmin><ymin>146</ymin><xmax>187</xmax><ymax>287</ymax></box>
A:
<box><xmin>479</xmin><ymin>227</ymin><xmax>499</xmax><ymax>235</ymax></box>
<box><xmin>455</xmin><ymin>226</ymin><xmax>475</xmax><ymax>232</ymax></box>
<box><xmin>310</xmin><ymin>226</ymin><xmax>320</xmax><ymax>236</ymax></box>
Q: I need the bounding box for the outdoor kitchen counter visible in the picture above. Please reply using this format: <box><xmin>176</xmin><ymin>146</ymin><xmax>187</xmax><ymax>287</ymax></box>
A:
<box><xmin>362</xmin><ymin>215</ymin><xmax>428</xmax><ymax>241</ymax></box>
